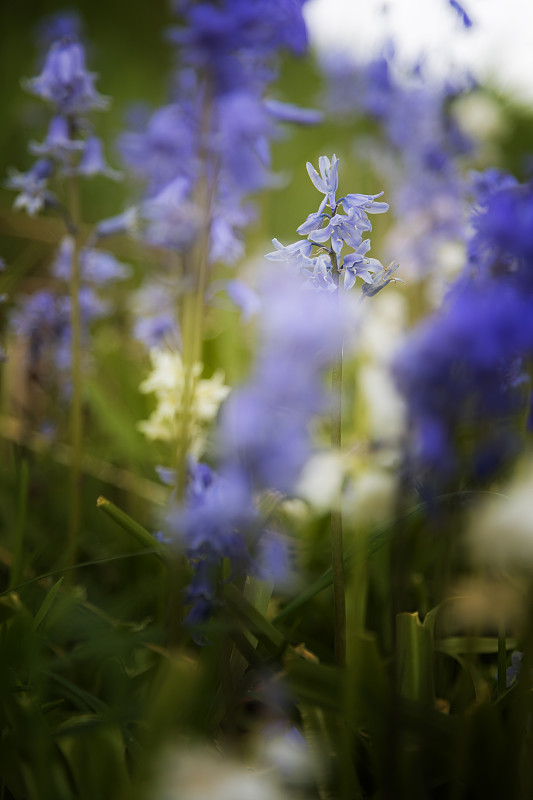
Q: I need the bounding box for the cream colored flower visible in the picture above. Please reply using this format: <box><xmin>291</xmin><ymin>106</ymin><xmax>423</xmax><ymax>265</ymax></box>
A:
<box><xmin>138</xmin><ymin>348</ymin><xmax>230</xmax><ymax>458</ymax></box>
<box><xmin>153</xmin><ymin>747</ymin><xmax>285</xmax><ymax>800</ymax></box>
<box><xmin>468</xmin><ymin>461</ymin><xmax>533</xmax><ymax>570</ymax></box>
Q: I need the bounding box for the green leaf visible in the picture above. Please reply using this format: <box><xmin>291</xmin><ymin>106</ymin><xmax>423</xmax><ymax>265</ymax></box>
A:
<box><xmin>97</xmin><ymin>496</ymin><xmax>168</xmax><ymax>563</ymax></box>
<box><xmin>283</xmin><ymin>658</ymin><xmax>342</xmax><ymax>714</ymax></box>
<box><xmin>273</xmin><ymin>491</ymin><xmax>507</xmax><ymax>624</ymax></box>
<box><xmin>436</xmin><ymin>636</ymin><xmax>518</xmax><ymax>656</ymax></box>
<box><xmin>42</xmin><ymin>671</ymin><xmax>108</xmax><ymax>715</ymax></box>
<box><xmin>396</xmin><ymin>612</ymin><xmax>435</xmax><ymax>706</ymax></box>
<box><xmin>57</xmin><ymin>723</ymin><xmax>131</xmax><ymax>800</ymax></box>
<box><xmin>33</xmin><ymin>578</ymin><xmax>64</xmax><ymax>631</ymax></box>
<box><xmin>224</xmin><ymin>583</ymin><xmax>285</xmax><ymax>656</ymax></box>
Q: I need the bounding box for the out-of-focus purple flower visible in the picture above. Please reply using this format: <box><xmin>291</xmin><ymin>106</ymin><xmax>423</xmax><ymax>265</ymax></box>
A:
<box><xmin>141</xmin><ymin>177</ymin><xmax>200</xmax><ymax>250</ymax></box>
<box><xmin>35</xmin><ymin>11</ymin><xmax>84</xmax><ymax>52</ymax></box>
<box><xmin>130</xmin><ymin>281</ymin><xmax>181</xmax><ymax>349</ymax></box>
<box><xmin>95</xmin><ymin>207</ymin><xmax>138</xmax><ymax>239</ymax></box>
<box><xmin>254</xmin><ymin>530</ymin><xmax>293</xmax><ymax>589</ymax></box>
<box><xmin>167</xmin><ymin>272</ymin><xmax>346</xmax><ymax>636</ymax></box>
<box><xmin>167</xmin><ymin>0</ymin><xmax>309</xmax><ymax>92</ymax></box>
<box><xmin>29</xmin><ymin>115</ymin><xmax>84</xmax><ymax>162</ymax></box>
<box><xmin>6</xmin><ymin>159</ymin><xmax>55</xmax><ymax>215</ymax></box>
<box><xmin>52</xmin><ymin>236</ymin><xmax>131</xmax><ymax>284</ymax></box>
<box><xmin>77</xmin><ymin>136</ymin><xmax>121</xmax><ymax>179</ymax></box>
<box><xmin>394</xmin><ymin>176</ymin><xmax>533</xmax><ymax>489</ymax></box>
<box><xmin>264</xmin><ymin>98</ymin><xmax>323</xmax><ymax>126</ymax></box>
<box><xmin>219</xmin><ymin>272</ymin><xmax>345</xmax><ymax>493</ymax></box>
<box><xmin>506</xmin><ymin>651</ymin><xmax>523</xmax><ymax>687</ymax></box>
<box><xmin>119</xmin><ymin>103</ymin><xmax>196</xmax><ymax>196</ymax></box>
<box><xmin>225</xmin><ymin>280</ymin><xmax>261</xmax><ymax>321</ymax></box>
<box><xmin>321</xmin><ymin>53</ymin><xmax>474</xmax><ymax>279</ymax></box>
<box><xmin>448</xmin><ymin>0</ymin><xmax>473</xmax><ymax>28</ymax></box>
<box><xmin>118</xmin><ymin>0</ymin><xmax>315</xmax><ymax>280</ymax></box>
<box><xmin>470</xmin><ymin>181</ymin><xmax>533</xmax><ymax>274</ymax></box>
<box><xmin>24</xmin><ymin>37</ymin><xmax>108</xmax><ymax>116</ymax></box>
<box><xmin>166</xmin><ymin>462</ymin><xmax>255</xmax><ymax>640</ymax></box>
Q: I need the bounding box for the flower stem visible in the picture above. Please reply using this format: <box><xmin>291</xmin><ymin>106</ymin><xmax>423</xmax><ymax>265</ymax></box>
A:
<box><xmin>67</xmin><ymin>175</ymin><xmax>83</xmax><ymax>575</ymax></box>
<box><xmin>330</xmin><ymin>252</ymin><xmax>346</xmax><ymax>666</ymax></box>
<box><xmin>175</xmin><ymin>90</ymin><xmax>213</xmax><ymax>501</ymax></box>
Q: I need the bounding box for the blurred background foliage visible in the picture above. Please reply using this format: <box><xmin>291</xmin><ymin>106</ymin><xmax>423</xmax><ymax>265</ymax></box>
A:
<box><xmin>3</xmin><ymin>3</ymin><xmax>533</xmax><ymax>799</ymax></box>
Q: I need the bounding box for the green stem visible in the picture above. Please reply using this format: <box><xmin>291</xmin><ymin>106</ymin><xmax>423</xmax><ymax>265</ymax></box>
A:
<box><xmin>67</xmin><ymin>175</ymin><xmax>83</xmax><ymax>574</ymax></box>
<box><xmin>175</xmin><ymin>91</ymin><xmax>213</xmax><ymax>501</ymax></box>
<box><xmin>9</xmin><ymin>458</ymin><xmax>29</xmax><ymax>590</ymax></box>
<box><xmin>330</xmin><ymin>251</ymin><xmax>346</xmax><ymax>666</ymax></box>
<box><xmin>497</xmin><ymin>616</ymin><xmax>507</xmax><ymax>696</ymax></box>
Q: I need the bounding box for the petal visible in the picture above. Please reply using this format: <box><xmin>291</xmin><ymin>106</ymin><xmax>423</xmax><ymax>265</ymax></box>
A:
<box><xmin>344</xmin><ymin>269</ymin><xmax>357</xmax><ymax>290</ymax></box>
<box><xmin>306</xmin><ymin>161</ymin><xmax>327</xmax><ymax>194</ymax></box>
<box><xmin>309</xmin><ymin>225</ymin><xmax>333</xmax><ymax>243</ymax></box>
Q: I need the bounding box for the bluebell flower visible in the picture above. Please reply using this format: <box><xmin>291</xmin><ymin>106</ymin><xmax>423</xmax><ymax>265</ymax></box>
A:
<box><xmin>265</xmin><ymin>238</ymin><xmax>314</xmax><ymax>266</ymax></box>
<box><xmin>167</xmin><ymin>272</ymin><xmax>346</xmax><ymax>636</ymax></box>
<box><xmin>263</xmin><ymin>98</ymin><xmax>323</xmax><ymax>125</ymax></box>
<box><xmin>394</xmin><ymin>176</ymin><xmax>533</xmax><ymax>488</ymax></box>
<box><xmin>130</xmin><ymin>282</ymin><xmax>181</xmax><ymax>349</ymax></box>
<box><xmin>29</xmin><ymin>115</ymin><xmax>84</xmax><ymax>162</ymax></box>
<box><xmin>35</xmin><ymin>11</ymin><xmax>84</xmax><ymax>53</ymax></box>
<box><xmin>119</xmin><ymin>103</ymin><xmax>196</xmax><ymax>196</ymax></box>
<box><xmin>320</xmin><ymin>53</ymin><xmax>474</xmax><ymax>279</ymax></box>
<box><xmin>140</xmin><ymin>177</ymin><xmax>200</xmax><ymax>250</ymax></box>
<box><xmin>267</xmin><ymin>155</ymin><xmax>393</xmax><ymax>294</ymax></box>
<box><xmin>361</xmin><ymin>261</ymin><xmax>403</xmax><ymax>297</ymax></box>
<box><xmin>224</xmin><ymin>280</ymin><xmax>261</xmax><ymax>321</ymax></box>
<box><xmin>306</xmin><ymin>154</ymin><xmax>339</xmax><ymax>206</ymax></box>
<box><xmin>6</xmin><ymin>159</ymin><xmax>55</xmax><ymax>215</ymax></box>
<box><xmin>118</xmin><ymin>0</ymin><xmax>316</xmax><ymax>289</ymax></box>
<box><xmin>95</xmin><ymin>207</ymin><xmax>138</xmax><ymax>239</ymax></box>
<box><xmin>77</xmin><ymin>136</ymin><xmax>121</xmax><ymax>179</ymax></box>
<box><xmin>24</xmin><ymin>37</ymin><xmax>108</xmax><ymax>116</ymax></box>
<box><xmin>52</xmin><ymin>236</ymin><xmax>131</xmax><ymax>284</ymax></box>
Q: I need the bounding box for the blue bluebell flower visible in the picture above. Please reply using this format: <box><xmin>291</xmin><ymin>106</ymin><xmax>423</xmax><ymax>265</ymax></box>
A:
<box><xmin>118</xmin><ymin>0</ymin><xmax>316</xmax><ymax>287</ymax></box>
<box><xmin>24</xmin><ymin>37</ymin><xmax>108</xmax><ymax>116</ymax></box>
<box><xmin>394</xmin><ymin>173</ymin><xmax>533</xmax><ymax>488</ymax></box>
<box><xmin>29</xmin><ymin>115</ymin><xmax>84</xmax><ymax>162</ymax></box>
<box><xmin>267</xmin><ymin>155</ymin><xmax>393</xmax><ymax>294</ymax></box>
<box><xmin>320</xmin><ymin>53</ymin><xmax>474</xmax><ymax>279</ymax></box>
<box><xmin>77</xmin><ymin>136</ymin><xmax>121</xmax><ymax>179</ymax></box>
<box><xmin>6</xmin><ymin>159</ymin><xmax>55</xmax><ymax>215</ymax></box>
<box><xmin>167</xmin><ymin>272</ymin><xmax>345</xmax><ymax>638</ymax></box>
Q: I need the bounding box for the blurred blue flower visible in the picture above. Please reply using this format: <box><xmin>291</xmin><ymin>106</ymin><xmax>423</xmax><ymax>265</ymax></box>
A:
<box><xmin>24</xmin><ymin>37</ymin><xmax>108</xmax><ymax>116</ymax></box>
<box><xmin>395</xmin><ymin>175</ymin><xmax>533</xmax><ymax>488</ymax></box>
<box><xmin>6</xmin><ymin>159</ymin><xmax>55</xmax><ymax>215</ymax></box>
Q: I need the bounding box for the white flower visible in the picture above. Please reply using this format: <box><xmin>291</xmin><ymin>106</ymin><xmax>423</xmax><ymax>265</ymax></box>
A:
<box><xmin>468</xmin><ymin>462</ymin><xmax>533</xmax><ymax>569</ymax></box>
<box><xmin>138</xmin><ymin>348</ymin><xmax>230</xmax><ymax>457</ymax></box>
<box><xmin>153</xmin><ymin>747</ymin><xmax>285</xmax><ymax>800</ymax></box>
<box><xmin>296</xmin><ymin>451</ymin><xmax>347</xmax><ymax>512</ymax></box>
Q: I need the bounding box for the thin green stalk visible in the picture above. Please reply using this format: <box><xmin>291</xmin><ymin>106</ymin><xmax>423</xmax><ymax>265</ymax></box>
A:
<box><xmin>9</xmin><ymin>458</ymin><xmax>29</xmax><ymax>590</ymax></box>
<box><xmin>67</xmin><ymin>175</ymin><xmax>83</xmax><ymax>574</ymax></box>
<box><xmin>330</xmin><ymin>252</ymin><xmax>346</xmax><ymax>666</ymax></box>
<box><xmin>175</xmin><ymin>91</ymin><xmax>213</xmax><ymax>501</ymax></box>
<box><xmin>497</xmin><ymin>616</ymin><xmax>507</xmax><ymax>697</ymax></box>
<box><xmin>171</xmin><ymin>89</ymin><xmax>214</xmax><ymax>647</ymax></box>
